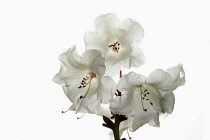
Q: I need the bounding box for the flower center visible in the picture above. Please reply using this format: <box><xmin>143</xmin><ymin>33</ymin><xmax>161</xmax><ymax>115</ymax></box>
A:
<box><xmin>108</xmin><ymin>41</ymin><xmax>120</xmax><ymax>53</ymax></box>
<box><xmin>139</xmin><ymin>85</ymin><xmax>153</xmax><ymax>112</ymax></box>
<box><xmin>78</xmin><ymin>72</ymin><xmax>96</xmax><ymax>99</ymax></box>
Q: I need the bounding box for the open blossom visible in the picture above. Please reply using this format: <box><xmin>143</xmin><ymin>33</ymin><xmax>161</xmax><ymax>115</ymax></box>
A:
<box><xmin>85</xmin><ymin>13</ymin><xmax>145</xmax><ymax>76</ymax></box>
<box><xmin>110</xmin><ymin>64</ymin><xmax>185</xmax><ymax>131</ymax></box>
<box><xmin>53</xmin><ymin>46</ymin><xmax>116</xmax><ymax>113</ymax></box>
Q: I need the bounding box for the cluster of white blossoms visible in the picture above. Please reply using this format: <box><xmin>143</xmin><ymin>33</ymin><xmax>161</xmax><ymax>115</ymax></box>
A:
<box><xmin>53</xmin><ymin>13</ymin><xmax>185</xmax><ymax>139</ymax></box>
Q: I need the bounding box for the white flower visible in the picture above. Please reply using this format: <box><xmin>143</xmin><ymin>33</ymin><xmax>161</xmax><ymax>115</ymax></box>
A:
<box><xmin>110</xmin><ymin>64</ymin><xmax>185</xmax><ymax>131</ymax></box>
<box><xmin>53</xmin><ymin>46</ymin><xmax>116</xmax><ymax>113</ymax></box>
<box><xmin>85</xmin><ymin>13</ymin><xmax>145</xmax><ymax>76</ymax></box>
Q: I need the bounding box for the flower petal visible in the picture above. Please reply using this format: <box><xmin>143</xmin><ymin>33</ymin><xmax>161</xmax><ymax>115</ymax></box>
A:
<box><xmin>59</xmin><ymin>45</ymin><xmax>84</xmax><ymax>69</ymax></box>
<box><xmin>160</xmin><ymin>91</ymin><xmax>175</xmax><ymax>114</ymax></box>
<box><xmin>130</xmin><ymin>117</ymin><xmax>146</xmax><ymax>132</ymax></box>
<box><xmin>53</xmin><ymin>46</ymin><xmax>87</xmax><ymax>86</ymax></box>
<box><xmin>94</xmin><ymin>13</ymin><xmax>120</xmax><ymax>42</ymax></box>
<box><xmin>94</xmin><ymin>104</ymin><xmax>112</xmax><ymax>118</ymax></box>
<box><xmin>148</xmin><ymin>113</ymin><xmax>160</xmax><ymax>127</ymax></box>
<box><xmin>81</xmin><ymin>49</ymin><xmax>106</xmax><ymax>76</ymax></box>
<box><xmin>130</xmin><ymin>112</ymin><xmax>159</xmax><ymax>132</ymax></box>
<box><xmin>121</xmin><ymin>47</ymin><xmax>145</xmax><ymax>69</ymax></box>
<box><xmin>105</xmin><ymin>61</ymin><xmax>121</xmax><ymax>76</ymax></box>
<box><xmin>84</xmin><ymin>31</ymin><xmax>108</xmax><ymax>54</ymax></box>
<box><xmin>119</xmin><ymin>18</ymin><xmax>144</xmax><ymax>46</ymax></box>
<box><xmin>117</xmin><ymin>72</ymin><xmax>146</xmax><ymax>94</ymax></box>
<box><xmin>76</xmin><ymin>92</ymin><xmax>98</xmax><ymax>113</ymax></box>
<box><xmin>110</xmin><ymin>91</ymin><xmax>134</xmax><ymax>115</ymax></box>
<box><xmin>146</xmin><ymin>64</ymin><xmax>186</xmax><ymax>92</ymax></box>
<box><xmin>97</xmin><ymin>76</ymin><xmax>116</xmax><ymax>104</ymax></box>
<box><xmin>166</xmin><ymin>64</ymin><xmax>186</xmax><ymax>90</ymax></box>
<box><xmin>53</xmin><ymin>63</ymin><xmax>86</xmax><ymax>86</ymax></box>
<box><xmin>53</xmin><ymin>64</ymin><xmax>69</xmax><ymax>86</ymax></box>
<box><xmin>146</xmin><ymin>69</ymin><xmax>172</xmax><ymax>91</ymax></box>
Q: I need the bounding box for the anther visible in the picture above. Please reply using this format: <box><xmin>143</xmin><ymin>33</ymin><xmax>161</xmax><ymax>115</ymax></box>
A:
<box><xmin>144</xmin><ymin>109</ymin><xmax>147</xmax><ymax>112</ymax></box>
<box><xmin>77</xmin><ymin>113</ymin><xmax>85</xmax><ymax>119</ymax></box>
<box><xmin>108</xmin><ymin>41</ymin><xmax>120</xmax><ymax>53</ymax></box>
<box><xmin>62</xmin><ymin>105</ymin><xmax>73</xmax><ymax>113</ymax></box>
<box><xmin>150</xmin><ymin>102</ymin><xmax>153</xmax><ymax>105</ymax></box>
<box><xmin>62</xmin><ymin>110</ymin><xmax>68</xmax><ymax>113</ymax></box>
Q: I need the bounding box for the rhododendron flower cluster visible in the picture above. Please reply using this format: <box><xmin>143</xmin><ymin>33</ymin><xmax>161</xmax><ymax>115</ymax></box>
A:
<box><xmin>53</xmin><ymin>13</ymin><xmax>185</xmax><ymax>140</ymax></box>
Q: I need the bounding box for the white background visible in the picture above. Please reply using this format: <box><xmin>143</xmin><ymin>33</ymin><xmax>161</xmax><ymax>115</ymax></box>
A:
<box><xmin>0</xmin><ymin>0</ymin><xmax>210</xmax><ymax>140</ymax></box>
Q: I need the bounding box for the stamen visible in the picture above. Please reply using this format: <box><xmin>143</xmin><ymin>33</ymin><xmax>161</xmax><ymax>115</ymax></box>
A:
<box><xmin>78</xmin><ymin>72</ymin><xmax>96</xmax><ymax>90</ymax></box>
<box><xmin>61</xmin><ymin>105</ymin><xmax>73</xmax><ymax>113</ymax></box>
<box><xmin>119</xmin><ymin>70</ymin><xmax>122</xmax><ymax>78</ymax></box>
<box><xmin>108</xmin><ymin>41</ymin><xmax>120</xmax><ymax>53</ymax></box>
<box><xmin>77</xmin><ymin>113</ymin><xmax>85</xmax><ymax>119</ymax></box>
<box><xmin>139</xmin><ymin>86</ymin><xmax>147</xmax><ymax>112</ymax></box>
<box><xmin>127</xmin><ymin>129</ymin><xmax>132</xmax><ymax>139</ymax></box>
<box><xmin>139</xmin><ymin>86</ymin><xmax>154</xmax><ymax>109</ymax></box>
<box><xmin>80</xmin><ymin>79</ymin><xmax>92</xmax><ymax>99</ymax></box>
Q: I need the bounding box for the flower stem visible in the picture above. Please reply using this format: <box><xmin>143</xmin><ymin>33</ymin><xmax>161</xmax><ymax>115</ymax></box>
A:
<box><xmin>113</xmin><ymin>114</ymin><xmax>120</xmax><ymax>140</ymax></box>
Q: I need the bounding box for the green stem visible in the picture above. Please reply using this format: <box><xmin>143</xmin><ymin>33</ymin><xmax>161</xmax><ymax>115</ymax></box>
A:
<box><xmin>113</xmin><ymin>114</ymin><xmax>120</xmax><ymax>140</ymax></box>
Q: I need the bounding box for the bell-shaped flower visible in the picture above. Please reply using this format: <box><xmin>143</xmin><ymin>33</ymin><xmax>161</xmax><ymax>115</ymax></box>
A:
<box><xmin>110</xmin><ymin>64</ymin><xmax>185</xmax><ymax>131</ymax></box>
<box><xmin>53</xmin><ymin>46</ymin><xmax>116</xmax><ymax>113</ymax></box>
<box><xmin>84</xmin><ymin>13</ymin><xmax>145</xmax><ymax>76</ymax></box>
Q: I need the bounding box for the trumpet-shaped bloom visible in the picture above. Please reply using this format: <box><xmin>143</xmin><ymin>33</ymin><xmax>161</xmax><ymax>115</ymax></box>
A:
<box><xmin>110</xmin><ymin>64</ymin><xmax>185</xmax><ymax>131</ymax></box>
<box><xmin>53</xmin><ymin>46</ymin><xmax>116</xmax><ymax>113</ymax></box>
<box><xmin>85</xmin><ymin>13</ymin><xmax>145</xmax><ymax>76</ymax></box>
